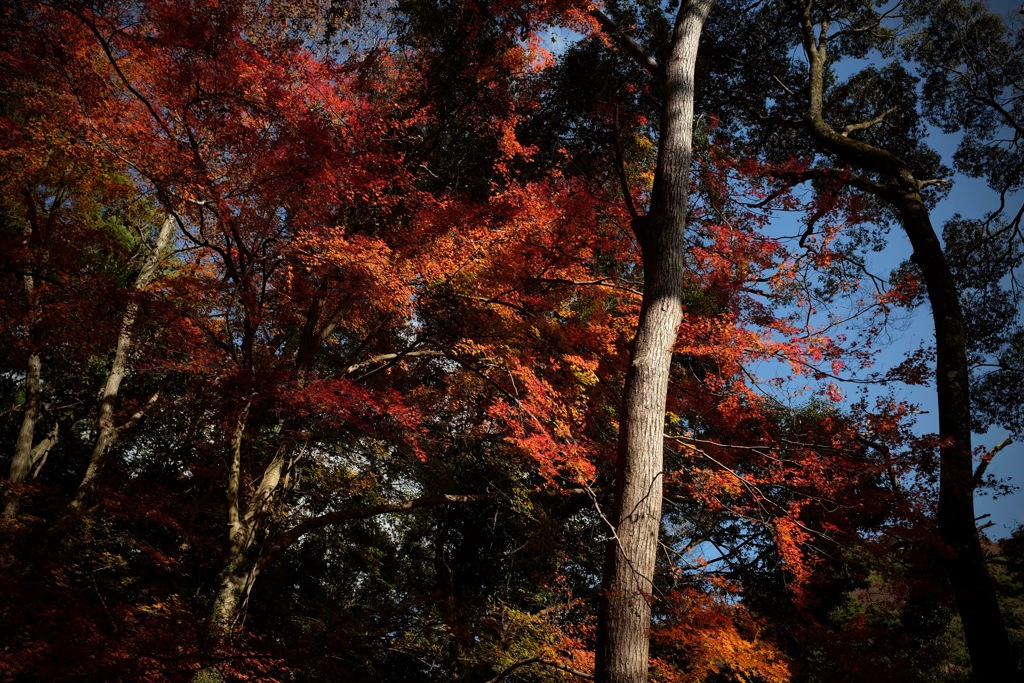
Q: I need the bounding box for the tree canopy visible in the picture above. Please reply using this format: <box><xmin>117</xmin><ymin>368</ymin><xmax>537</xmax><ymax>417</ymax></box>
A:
<box><xmin>1</xmin><ymin>1</ymin><xmax>1021</xmax><ymax>681</ymax></box>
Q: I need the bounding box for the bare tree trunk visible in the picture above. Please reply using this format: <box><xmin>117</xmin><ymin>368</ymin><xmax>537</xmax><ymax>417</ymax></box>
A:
<box><xmin>791</xmin><ymin>2</ymin><xmax>1016</xmax><ymax>675</ymax></box>
<box><xmin>3</xmin><ymin>353</ymin><xmax>49</xmax><ymax>519</ymax></box>
<box><xmin>69</xmin><ymin>215</ymin><xmax>174</xmax><ymax>510</ymax></box>
<box><xmin>206</xmin><ymin>287</ymin><xmax>343</xmax><ymax>632</ymax></box>
<box><xmin>209</xmin><ymin>402</ymin><xmax>294</xmax><ymax>633</ymax></box>
<box><xmin>895</xmin><ymin>197</ymin><xmax>1016</xmax><ymax>680</ymax></box>
<box><xmin>594</xmin><ymin>2</ymin><xmax>715</xmax><ymax>681</ymax></box>
<box><xmin>3</xmin><ymin>207</ymin><xmax>55</xmax><ymax>519</ymax></box>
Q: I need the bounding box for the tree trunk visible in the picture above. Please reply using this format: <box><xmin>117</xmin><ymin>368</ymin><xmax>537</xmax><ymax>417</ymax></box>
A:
<box><xmin>210</xmin><ymin>549</ymin><xmax>261</xmax><ymax>633</ymax></box>
<box><xmin>791</xmin><ymin>3</ymin><xmax>1016</xmax><ymax>675</ymax></box>
<box><xmin>895</xmin><ymin>196</ymin><xmax>1016</xmax><ymax>680</ymax></box>
<box><xmin>3</xmin><ymin>207</ymin><xmax>54</xmax><ymax>519</ymax></box>
<box><xmin>594</xmin><ymin>2</ymin><xmax>715</xmax><ymax>682</ymax></box>
<box><xmin>69</xmin><ymin>215</ymin><xmax>174</xmax><ymax>510</ymax></box>
<box><xmin>3</xmin><ymin>352</ymin><xmax>45</xmax><ymax>519</ymax></box>
<box><xmin>208</xmin><ymin>402</ymin><xmax>294</xmax><ymax>633</ymax></box>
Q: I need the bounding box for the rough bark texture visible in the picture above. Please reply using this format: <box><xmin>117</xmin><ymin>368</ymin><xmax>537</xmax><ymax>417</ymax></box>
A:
<box><xmin>3</xmin><ymin>202</ymin><xmax>56</xmax><ymax>519</ymax></box>
<box><xmin>594</xmin><ymin>2</ymin><xmax>715</xmax><ymax>682</ymax></box>
<box><xmin>70</xmin><ymin>215</ymin><xmax>175</xmax><ymax>510</ymax></box>
<box><xmin>3</xmin><ymin>352</ymin><xmax>46</xmax><ymax>519</ymax></box>
<box><xmin>794</xmin><ymin>2</ymin><xmax>1016</xmax><ymax>676</ymax></box>
<box><xmin>207</xmin><ymin>290</ymin><xmax>334</xmax><ymax>634</ymax></box>
<box><xmin>212</xmin><ymin>402</ymin><xmax>263</xmax><ymax>632</ymax></box>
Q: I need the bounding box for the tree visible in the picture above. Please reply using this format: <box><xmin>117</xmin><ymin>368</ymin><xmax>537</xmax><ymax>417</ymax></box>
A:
<box><xmin>2</xmin><ymin>1</ymin><xmax>1020</xmax><ymax>680</ymax></box>
<box><xmin>0</xmin><ymin>8</ymin><xmax>169</xmax><ymax>518</ymax></box>
<box><xmin>588</xmin><ymin>4</ymin><xmax>716</xmax><ymax>681</ymax></box>
<box><xmin>905</xmin><ymin>0</ymin><xmax>1024</xmax><ymax>442</ymax></box>
<box><xmin>695</xmin><ymin>0</ymin><xmax>1019</xmax><ymax>676</ymax></box>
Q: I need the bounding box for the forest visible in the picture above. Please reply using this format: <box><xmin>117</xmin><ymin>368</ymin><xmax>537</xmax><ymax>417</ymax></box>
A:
<box><xmin>1</xmin><ymin>0</ymin><xmax>1022</xmax><ymax>681</ymax></box>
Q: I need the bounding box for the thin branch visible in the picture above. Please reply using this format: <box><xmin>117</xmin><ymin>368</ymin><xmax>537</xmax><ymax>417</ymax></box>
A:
<box><xmin>485</xmin><ymin>655</ymin><xmax>543</xmax><ymax>683</ymax></box>
<box><xmin>974</xmin><ymin>437</ymin><xmax>1014</xmax><ymax>484</ymax></box>
<box><xmin>68</xmin><ymin>8</ymin><xmax>177</xmax><ymax>142</ymax></box>
<box><xmin>590</xmin><ymin>9</ymin><xmax>660</xmax><ymax>76</ymax></box>
<box><xmin>263</xmin><ymin>487</ymin><xmax>592</xmax><ymax>568</ymax></box>
<box><xmin>343</xmin><ymin>349</ymin><xmax>447</xmax><ymax>377</ymax></box>
<box><xmin>918</xmin><ymin>178</ymin><xmax>954</xmax><ymax>190</ymax></box>
<box><xmin>841</xmin><ymin>105</ymin><xmax>899</xmax><ymax>137</ymax></box>
<box><xmin>29</xmin><ymin>422</ymin><xmax>59</xmax><ymax>479</ymax></box>
<box><xmin>116</xmin><ymin>381</ymin><xmax>167</xmax><ymax>434</ymax></box>
<box><xmin>612</xmin><ymin>103</ymin><xmax>640</xmax><ymax>221</ymax></box>
<box><xmin>486</xmin><ymin>655</ymin><xmax>595</xmax><ymax>682</ymax></box>
<box><xmin>534</xmin><ymin>276</ymin><xmax>643</xmax><ymax>295</ymax></box>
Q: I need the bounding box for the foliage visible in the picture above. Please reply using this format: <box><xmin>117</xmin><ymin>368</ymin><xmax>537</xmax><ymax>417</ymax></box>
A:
<box><xmin>1</xmin><ymin>0</ymin><xmax>1022</xmax><ymax>681</ymax></box>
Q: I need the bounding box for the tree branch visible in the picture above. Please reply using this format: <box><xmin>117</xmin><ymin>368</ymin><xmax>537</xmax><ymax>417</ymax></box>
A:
<box><xmin>116</xmin><ymin>381</ymin><xmax>166</xmax><ymax>434</ymax></box>
<box><xmin>343</xmin><ymin>349</ymin><xmax>447</xmax><ymax>377</ymax></box>
<box><xmin>29</xmin><ymin>422</ymin><xmax>59</xmax><ymax>479</ymax></box>
<box><xmin>769</xmin><ymin>164</ymin><xmax>899</xmax><ymax>201</ymax></box>
<box><xmin>262</xmin><ymin>487</ymin><xmax>592</xmax><ymax>569</ymax></box>
<box><xmin>841</xmin><ymin>105</ymin><xmax>898</xmax><ymax>137</ymax></box>
<box><xmin>974</xmin><ymin>437</ymin><xmax>1013</xmax><ymax>485</ymax></box>
<box><xmin>590</xmin><ymin>9</ymin><xmax>660</xmax><ymax>76</ymax></box>
<box><xmin>485</xmin><ymin>655</ymin><xmax>594</xmax><ymax>683</ymax></box>
<box><xmin>613</xmin><ymin>103</ymin><xmax>640</xmax><ymax>221</ymax></box>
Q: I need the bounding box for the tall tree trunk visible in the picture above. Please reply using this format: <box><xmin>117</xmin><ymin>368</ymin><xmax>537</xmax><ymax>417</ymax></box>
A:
<box><xmin>69</xmin><ymin>215</ymin><xmax>174</xmax><ymax>510</ymax></box>
<box><xmin>3</xmin><ymin>351</ymin><xmax>47</xmax><ymax>519</ymax></box>
<box><xmin>896</xmin><ymin>196</ymin><xmax>1015</xmax><ymax>679</ymax></box>
<box><xmin>210</xmin><ymin>403</ymin><xmax>294</xmax><ymax>632</ymax></box>
<box><xmin>595</xmin><ymin>2</ymin><xmax>715</xmax><ymax>682</ymax></box>
<box><xmin>206</xmin><ymin>284</ymin><xmax>352</xmax><ymax>632</ymax></box>
<box><xmin>3</xmin><ymin>202</ymin><xmax>57</xmax><ymax>519</ymax></box>
<box><xmin>792</xmin><ymin>2</ymin><xmax>1016</xmax><ymax>675</ymax></box>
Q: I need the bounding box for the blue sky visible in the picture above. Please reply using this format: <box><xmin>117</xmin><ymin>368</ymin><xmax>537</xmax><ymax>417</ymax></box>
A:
<box><xmin>544</xmin><ymin>1</ymin><xmax>1023</xmax><ymax>535</ymax></box>
<box><xmin>878</xmin><ymin>0</ymin><xmax>1022</xmax><ymax>536</ymax></box>
<box><xmin>891</xmin><ymin>136</ymin><xmax>1022</xmax><ymax>537</ymax></box>
<box><xmin>821</xmin><ymin>0</ymin><xmax>1020</xmax><ymax>534</ymax></box>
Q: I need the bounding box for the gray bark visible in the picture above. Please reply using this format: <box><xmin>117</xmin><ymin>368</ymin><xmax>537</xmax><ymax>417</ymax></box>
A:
<box><xmin>69</xmin><ymin>215</ymin><xmax>174</xmax><ymax>510</ymax></box>
<box><xmin>3</xmin><ymin>353</ymin><xmax>48</xmax><ymax>519</ymax></box>
<box><xmin>3</xmin><ymin>202</ymin><xmax>53</xmax><ymax>519</ymax></box>
<box><xmin>594</xmin><ymin>2</ymin><xmax>715</xmax><ymax>681</ymax></box>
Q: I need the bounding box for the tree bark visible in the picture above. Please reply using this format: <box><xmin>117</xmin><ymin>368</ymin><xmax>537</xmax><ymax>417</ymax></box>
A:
<box><xmin>3</xmin><ymin>351</ymin><xmax>46</xmax><ymax>519</ymax></box>
<box><xmin>210</xmin><ymin>406</ymin><xmax>305</xmax><ymax>632</ymax></box>
<box><xmin>3</xmin><ymin>197</ymin><xmax>53</xmax><ymax>520</ymax></box>
<box><xmin>895</xmin><ymin>196</ymin><xmax>1015</xmax><ymax>680</ymax></box>
<box><xmin>792</xmin><ymin>2</ymin><xmax>1016</xmax><ymax>676</ymax></box>
<box><xmin>594</xmin><ymin>3</ymin><xmax>715</xmax><ymax>682</ymax></box>
<box><xmin>70</xmin><ymin>215</ymin><xmax>175</xmax><ymax>510</ymax></box>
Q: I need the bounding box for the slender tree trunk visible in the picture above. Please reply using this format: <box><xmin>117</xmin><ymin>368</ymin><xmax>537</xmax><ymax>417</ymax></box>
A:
<box><xmin>206</xmin><ymin>286</ymin><xmax>343</xmax><ymax>632</ymax></box>
<box><xmin>211</xmin><ymin>402</ymin><xmax>255</xmax><ymax>633</ymax></box>
<box><xmin>791</xmin><ymin>2</ymin><xmax>1016</xmax><ymax>675</ymax></box>
<box><xmin>209</xmin><ymin>402</ymin><xmax>294</xmax><ymax>632</ymax></box>
<box><xmin>69</xmin><ymin>215</ymin><xmax>174</xmax><ymax>510</ymax></box>
<box><xmin>595</xmin><ymin>3</ymin><xmax>714</xmax><ymax>681</ymax></box>
<box><xmin>895</xmin><ymin>197</ymin><xmax>1015</xmax><ymax>679</ymax></box>
<box><xmin>3</xmin><ymin>210</ymin><xmax>54</xmax><ymax>519</ymax></box>
<box><xmin>3</xmin><ymin>352</ymin><xmax>45</xmax><ymax>519</ymax></box>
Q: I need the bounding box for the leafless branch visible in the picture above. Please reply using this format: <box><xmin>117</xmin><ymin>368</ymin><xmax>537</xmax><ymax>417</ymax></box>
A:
<box><xmin>590</xmin><ymin>9</ymin><xmax>660</xmax><ymax>76</ymax></box>
<box><xmin>534</xmin><ymin>276</ymin><xmax>643</xmax><ymax>295</ymax></box>
<box><xmin>613</xmin><ymin>103</ymin><xmax>640</xmax><ymax>221</ymax></box>
<box><xmin>116</xmin><ymin>381</ymin><xmax>167</xmax><ymax>433</ymax></box>
<box><xmin>974</xmin><ymin>437</ymin><xmax>1014</xmax><ymax>484</ymax></box>
<box><xmin>841</xmin><ymin>106</ymin><xmax>899</xmax><ymax>137</ymax></box>
<box><xmin>344</xmin><ymin>349</ymin><xmax>448</xmax><ymax>377</ymax></box>
<box><xmin>485</xmin><ymin>655</ymin><xmax>594</xmax><ymax>682</ymax></box>
<box><xmin>262</xmin><ymin>486</ymin><xmax>592</xmax><ymax>569</ymax></box>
